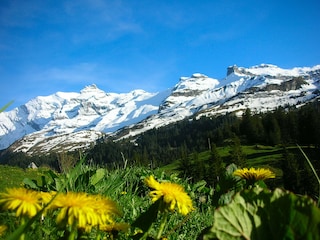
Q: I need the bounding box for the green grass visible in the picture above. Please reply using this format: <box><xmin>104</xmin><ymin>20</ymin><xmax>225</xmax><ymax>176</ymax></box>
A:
<box><xmin>0</xmin><ymin>164</ymin><xmax>214</xmax><ymax>239</ymax></box>
<box><xmin>163</xmin><ymin>144</ymin><xmax>285</xmax><ymax>173</ymax></box>
<box><xmin>0</xmin><ymin>144</ymin><xmax>318</xmax><ymax>239</ymax></box>
<box><xmin>0</xmin><ymin>165</ymin><xmax>47</xmax><ymax>192</ymax></box>
<box><xmin>0</xmin><ymin>145</ymin><xmax>285</xmax><ymax>185</ymax></box>
<box><xmin>0</xmin><ymin>144</ymin><xmax>289</xmax><ymax>192</ymax></box>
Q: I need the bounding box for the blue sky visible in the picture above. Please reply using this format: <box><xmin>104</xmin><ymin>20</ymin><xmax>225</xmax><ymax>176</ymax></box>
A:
<box><xmin>1</xmin><ymin>0</ymin><xmax>319</xmax><ymax>110</ymax></box>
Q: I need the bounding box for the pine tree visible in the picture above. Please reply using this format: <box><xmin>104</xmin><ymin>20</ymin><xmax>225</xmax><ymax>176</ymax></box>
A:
<box><xmin>240</xmin><ymin>108</ymin><xmax>257</xmax><ymax>143</ymax></box>
<box><xmin>281</xmin><ymin>147</ymin><xmax>301</xmax><ymax>193</ymax></box>
<box><xmin>229</xmin><ymin>136</ymin><xmax>246</xmax><ymax>167</ymax></box>
<box><xmin>264</xmin><ymin>114</ymin><xmax>281</xmax><ymax>145</ymax></box>
<box><xmin>206</xmin><ymin>143</ymin><xmax>224</xmax><ymax>186</ymax></box>
<box><xmin>192</xmin><ymin>151</ymin><xmax>205</xmax><ymax>182</ymax></box>
<box><xmin>178</xmin><ymin>142</ymin><xmax>193</xmax><ymax>178</ymax></box>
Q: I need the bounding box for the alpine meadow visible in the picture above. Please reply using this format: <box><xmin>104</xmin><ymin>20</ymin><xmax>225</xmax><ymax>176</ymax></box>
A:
<box><xmin>0</xmin><ymin>64</ymin><xmax>320</xmax><ymax>239</ymax></box>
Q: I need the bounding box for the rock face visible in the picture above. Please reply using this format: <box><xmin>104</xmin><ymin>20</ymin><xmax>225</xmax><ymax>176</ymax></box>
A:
<box><xmin>0</xmin><ymin>64</ymin><xmax>319</xmax><ymax>156</ymax></box>
<box><xmin>227</xmin><ymin>65</ymin><xmax>239</xmax><ymax>76</ymax></box>
<box><xmin>27</xmin><ymin>162</ymin><xmax>38</xmax><ymax>169</ymax></box>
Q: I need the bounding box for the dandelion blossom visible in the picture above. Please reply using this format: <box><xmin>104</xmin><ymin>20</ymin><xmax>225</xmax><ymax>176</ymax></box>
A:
<box><xmin>0</xmin><ymin>225</ymin><xmax>7</xmax><ymax>237</ymax></box>
<box><xmin>233</xmin><ymin>167</ymin><xmax>275</xmax><ymax>181</ymax></box>
<box><xmin>144</xmin><ymin>176</ymin><xmax>194</xmax><ymax>215</ymax></box>
<box><xmin>0</xmin><ymin>188</ymin><xmax>42</xmax><ymax>218</ymax></box>
<box><xmin>90</xmin><ymin>194</ymin><xmax>121</xmax><ymax>224</ymax></box>
<box><xmin>100</xmin><ymin>222</ymin><xmax>130</xmax><ymax>232</ymax></box>
<box><xmin>49</xmin><ymin>192</ymin><xmax>101</xmax><ymax>228</ymax></box>
<box><xmin>49</xmin><ymin>192</ymin><xmax>121</xmax><ymax>229</ymax></box>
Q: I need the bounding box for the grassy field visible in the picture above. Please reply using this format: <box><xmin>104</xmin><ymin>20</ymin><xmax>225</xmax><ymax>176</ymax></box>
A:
<box><xmin>0</xmin><ymin>165</ymin><xmax>47</xmax><ymax>192</ymax></box>
<box><xmin>0</xmin><ymin>144</ymin><xmax>319</xmax><ymax>239</ymax></box>
<box><xmin>0</xmin><ymin>145</ymin><xmax>286</xmax><ymax>191</ymax></box>
<box><xmin>161</xmin><ymin>144</ymin><xmax>285</xmax><ymax>177</ymax></box>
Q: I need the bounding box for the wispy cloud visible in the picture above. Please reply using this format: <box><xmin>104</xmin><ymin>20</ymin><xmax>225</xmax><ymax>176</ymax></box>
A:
<box><xmin>63</xmin><ymin>0</ymin><xmax>143</xmax><ymax>42</ymax></box>
<box><xmin>48</xmin><ymin>56</ymin><xmax>176</xmax><ymax>90</ymax></box>
<box><xmin>25</xmin><ymin>63</ymin><xmax>105</xmax><ymax>86</ymax></box>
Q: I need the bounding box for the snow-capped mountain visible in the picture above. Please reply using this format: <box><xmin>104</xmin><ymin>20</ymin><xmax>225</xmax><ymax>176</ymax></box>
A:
<box><xmin>1</xmin><ymin>64</ymin><xmax>319</xmax><ymax>155</ymax></box>
<box><xmin>0</xmin><ymin>84</ymin><xmax>170</xmax><ymax>154</ymax></box>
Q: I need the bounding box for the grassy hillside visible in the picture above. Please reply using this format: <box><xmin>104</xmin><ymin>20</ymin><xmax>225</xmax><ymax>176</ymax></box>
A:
<box><xmin>162</xmin><ymin>145</ymin><xmax>284</xmax><ymax>174</ymax></box>
<box><xmin>0</xmin><ymin>144</ymin><xmax>319</xmax><ymax>239</ymax></box>
<box><xmin>0</xmin><ymin>144</ymin><xmax>314</xmax><ymax>190</ymax></box>
<box><xmin>0</xmin><ymin>165</ymin><xmax>47</xmax><ymax>192</ymax></box>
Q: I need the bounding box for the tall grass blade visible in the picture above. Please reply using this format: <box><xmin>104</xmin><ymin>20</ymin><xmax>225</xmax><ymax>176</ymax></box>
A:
<box><xmin>297</xmin><ymin>144</ymin><xmax>320</xmax><ymax>206</ymax></box>
<box><xmin>0</xmin><ymin>100</ymin><xmax>14</xmax><ymax>113</ymax></box>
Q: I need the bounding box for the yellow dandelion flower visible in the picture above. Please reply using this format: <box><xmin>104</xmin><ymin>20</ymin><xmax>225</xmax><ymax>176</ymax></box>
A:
<box><xmin>99</xmin><ymin>222</ymin><xmax>130</xmax><ymax>232</ymax></box>
<box><xmin>0</xmin><ymin>225</ymin><xmax>7</xmax><ymax>237</ymax></box>
<box><xmin>49</xmin><ymin>192</ymin><xmax>121</xmax><ymax>229</ymax></box>
<box><xmin>144</xmin><ymin>176</ymin><xmax>194</xmax><ymax>215</ymax></box>
<box><xmin>39</xmin><ymin>191</ymin><xmax>56</xmax><ymax>205</ymax></box>
<box><xmin>233</xmin><ymin>167</ymin><xmax>275</xmax><ymax>181</ymax></box>
<box><xmin>49</xmin><ymin>192</ymin><xmax>102</xmax><ymax>228</ymax></box>
<box><xmin>0</xmin><ymin>188</ymin><xmax>42</xmax><ymax>218</ymax></box>
<box><xmin>89</xmin><ymin>194</ymin><xmax>121</xmax><ymax>224</ymax></box>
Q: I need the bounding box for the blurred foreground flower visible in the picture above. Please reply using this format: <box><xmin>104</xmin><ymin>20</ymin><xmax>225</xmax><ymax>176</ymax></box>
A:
<box><xmin>233</xmin><ymin>167</ymin><xmax>275</xmax><ymax>181</ymax></box>
<box><xmin>90</xmin><ymin>194</ymin><xmax>122</xmax><ymax>225</ymax></box>
<box><xmin>0</xmin><ymin>225</ymin><xmax>7</xmax><ymax>237</ymax></box>
<box><xmin>49</xmin><ymin>192</ymin><xmax>121</xmax><ymax>230</ymax></box>
<box><xmin>100</xmin><ymin>222</ymin><xmax>130</xmax><ymax>232</ymax></box>
<box><xmin>0</xmin><ymin>188</ymin><xmax>42</xmax><ymax>218</ymax></box>
<box><xmin>144</xmin><ymin>175</ymin><xmax>194</xmax><ymax>215</ymax></box>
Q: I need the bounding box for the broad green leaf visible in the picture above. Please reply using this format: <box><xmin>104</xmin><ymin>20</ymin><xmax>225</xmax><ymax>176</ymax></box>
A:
<box><xmin>193</xmin><ymin>180</ymin><xmax>207</xmax><ymax>191</ymax></box>
<box><xmin>132</xmin><ymin>198</ymin><xmax>161</xmax><ymax>233</ymax></box>
<box><xmin>23</xmin><ymin>178</ymin><xmax>39</xmax><ymax>190</ymax></box>
<box><xmin>54</xmin><ymin>178</ymin><xmax>65</xmax><ymax>192</ymax></box>
<box><xmin>202</xmin><ymin>188</ymin><xmax>320</xmax><ymax>240</ymax></box>
<box><xmin>89</xmin><ymin>168</ymin><xmax>105</xmax><ymax>186</ymax></box>
<box><xmin>214</xmin><ymin>195</ymin><xmax>252</xmax><ymax>240</ymax></box>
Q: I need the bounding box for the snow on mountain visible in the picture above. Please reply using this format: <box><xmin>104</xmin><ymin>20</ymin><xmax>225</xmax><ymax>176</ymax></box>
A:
<box><xmin>0</xmin><ymin>84</ymin><xmax>170</xmax><ymax>154</ymax></box>
<box><xmin>1</xmin><ymin>64</ymin><xmax>319</xmax><ymax>155</ymax></box>
<box><xmin>115</xmin><ymin>64</ymin><xmax>320</xmax><ymax>139</ymax></box>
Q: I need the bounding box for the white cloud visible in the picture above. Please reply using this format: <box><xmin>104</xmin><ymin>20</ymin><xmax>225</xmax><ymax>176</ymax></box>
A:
<box><xmin>63</xmin><ymin>0</ymin><xmax>143</xmax><ymax>42</ymax></box>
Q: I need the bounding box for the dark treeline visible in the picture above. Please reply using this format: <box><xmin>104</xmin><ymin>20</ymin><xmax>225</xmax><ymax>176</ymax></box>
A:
<box><xmin>87</xmin><ymin>101</ymin><xmax>320</xmax><ymax>167</ymax></box>
<box><xmin>1</xmin><ymin>102</ymin><xmax>320</xmax><ymax>172</ymax></box>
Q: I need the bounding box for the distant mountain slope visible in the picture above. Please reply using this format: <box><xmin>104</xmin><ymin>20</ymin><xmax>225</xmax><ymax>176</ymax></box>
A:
<box><xmin>0</xmin><ymin>64</ymin><xmax>319</xmax><ymax>155</ymax></box>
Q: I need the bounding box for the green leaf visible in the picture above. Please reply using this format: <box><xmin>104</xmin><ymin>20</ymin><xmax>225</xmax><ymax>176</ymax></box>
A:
<box><xmin>54</xmin><ymin>178</ymin><xmax>65</xmax><ymax>192</ymax></box>
<box><xmin>202</xmin><ymin>188</ymin><xmax>320</xmax><ymax>240</ymax></box>
<box><xmin>90</xmin><ymin>168</ymin><xmax>105</xmax><ymax>186</ymax></box>
<box><xmin>23</xmin><ymin>178</ymin><xmax>39</xmax><ymax>190</ymax></box>
<box><xmin>214</xmin><ymin>195</ymin><xmax>252</xmax><ymax>239</ymax></box>
<box><xmin>132</xmin><ymin>198</ymin><xmax>161</xmax><ymax>233</ymax></box>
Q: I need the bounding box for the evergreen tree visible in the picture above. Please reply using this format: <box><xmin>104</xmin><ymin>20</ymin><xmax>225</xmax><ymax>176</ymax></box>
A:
<box><xmin>192</xmin><ymin>151</ymin><xmax>205</xmax><ymax>182</ymax></box>
<box><xmin>206</xmin><ymin>143</ymin><xmax>224</xmax><ymax>187</ymax></box>
<box><xmin>177</xmin><ymin>142</ymin><xmax>193</xmax><ymax>179</ymax></box>
<box><xmin>240</xmin><ymin>108</ymin><xmax>258</xmax><ymax>143</ymax></box>
<box><xmin>281</xmin><ymin>147</ymin><xmax>301</xmax><ymax>193</ymax></box>
<box><xmin>229</xmin><ymin>136</ymin><xmax>246</xmax><ymax>167</ymax></box>
<box><xmin>264</xmin><ymin>114</ymin><xmax>281</xmax><ymax>145</ymax></box>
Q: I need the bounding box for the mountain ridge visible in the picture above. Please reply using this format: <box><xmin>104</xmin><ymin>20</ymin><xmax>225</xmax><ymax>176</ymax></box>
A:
<box><xmin>1</xmin><ymin>64</ymin><xmax>319</xmax><ymax>155</ymax></box>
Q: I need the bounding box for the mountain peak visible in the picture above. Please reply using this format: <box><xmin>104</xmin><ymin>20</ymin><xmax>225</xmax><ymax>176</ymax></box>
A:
<box><xmin>191</xmin><ymin>73</ymin><xmax>208</xmax><ymax>78</ymax></box>
<box><xmin>80</xmin><ymin>84</ymin><xmax>100</xmax><ymax>93</ymax></box>
<box><xmin>176</xmin><ymin>73</ymin><xmax>219</xmax><ymax>90</ymax></box>
<box><xmin>1</xmin><ymin>63</ymin><xmax>319</xmax><ymax>155</ymax></box>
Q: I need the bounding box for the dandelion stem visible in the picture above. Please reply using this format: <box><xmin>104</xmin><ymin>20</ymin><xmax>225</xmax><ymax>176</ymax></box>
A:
<box><xmin>19</xmin><ymin>218</ymin><xmax>26</xmax><ymax>240</ymax></box>
<box><xmin>156</xmin><ymin>211</ymin><xmax>168</xmax><ymax>240</ymax></box>
<box><xmin>68</xmin><ymin>221</ymin><xmax>78</xmax><ymax>240</ymax></box>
